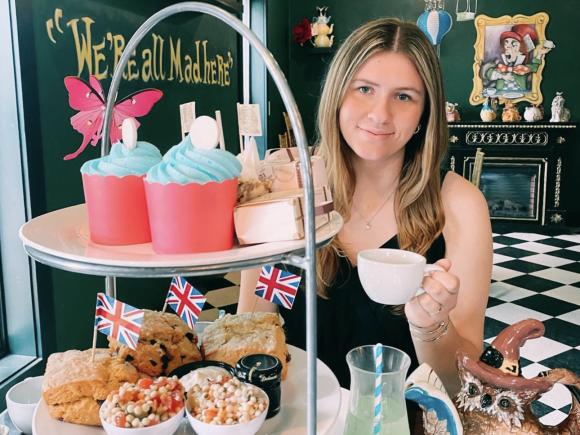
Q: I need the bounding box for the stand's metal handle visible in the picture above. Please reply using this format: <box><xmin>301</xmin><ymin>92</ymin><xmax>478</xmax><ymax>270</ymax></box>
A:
<box><xmin>100</xmin><ymin>3</ymin><xmax>318</xmax><ymax>433</ymax></box>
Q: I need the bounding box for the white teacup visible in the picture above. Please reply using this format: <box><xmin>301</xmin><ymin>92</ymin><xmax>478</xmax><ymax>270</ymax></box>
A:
<box><xmin>358</xmin><ymin>249</ymin><xmax>443</xmax><ymax>305</ymax></box>
<box><xmin>6</xmin><ymin>376</ymin><xmax>43</xmax><ymax>435</ymax></box>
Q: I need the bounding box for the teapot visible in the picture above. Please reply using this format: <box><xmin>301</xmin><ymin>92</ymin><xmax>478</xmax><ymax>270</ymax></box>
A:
<box><xmin>501</xmin><ymin>100</ymin><xmax>521</xmax><ymax>123</ymax></box>
<box><xmin>311</xmin><ymin>6</ymin><xmax>334</xmax><ymax>48</ymax></box>
<box><xmin>402</xmin><ymin>319</ymin><xmax>580</xmax><ymax>434</ymax></box>
<box><xmin>480</xmin><ymin>97</ymin><xmax>497</xmax><ymax>122</ymax></box>
<box><xmin>524</xmin><ymin>105</ymin><xmax>543</xmax><ymax>122</ymax></box>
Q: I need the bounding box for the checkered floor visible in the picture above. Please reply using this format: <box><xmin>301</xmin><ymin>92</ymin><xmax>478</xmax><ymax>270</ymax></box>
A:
<box><xmin>487</xmin><ymin>232</ymin><xmax>580</xmax><ymax>425</ymax></box>
<box><xmin>195</xmin><ymin>232</ymin><xmax>580</xmax><ymax>426</ymax></box>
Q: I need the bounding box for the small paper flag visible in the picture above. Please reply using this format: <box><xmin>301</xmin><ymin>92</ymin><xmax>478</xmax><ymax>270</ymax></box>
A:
<box><xmin>166</xmin><ymin>276</ymin><xmax>206</xmax><ymax>329</ymax></box>
<box><xmin>255</xmin><ymin>265</ymin><xmax>301</xmax><ymax>309</ymax></box>
<box><xmin>95</xmin><ymin>293</ymin><xmax>144</xmax><ymax>350</ymax></box>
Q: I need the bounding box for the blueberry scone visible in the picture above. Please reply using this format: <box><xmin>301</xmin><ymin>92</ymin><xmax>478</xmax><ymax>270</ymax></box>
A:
<box><xmin>109</xmin><ymin>309</ymin><xmax>202</xmax><ymax>376</ymax></box>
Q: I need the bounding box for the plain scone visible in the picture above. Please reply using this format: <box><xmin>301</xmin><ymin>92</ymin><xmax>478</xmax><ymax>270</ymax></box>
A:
<box><xmin>109</xmin><ymin>309</ymin><xmax>202</xmax><ymax>376</ymax></box>
<box><xmin>201</xmin><ymin>312</ymin><xmax>290</xmax><ymax>379</ymax></box>
<box><xmin>42</xmin><ymin>349</ymin><xmax>141</xmax><ymax>426</ymax></box>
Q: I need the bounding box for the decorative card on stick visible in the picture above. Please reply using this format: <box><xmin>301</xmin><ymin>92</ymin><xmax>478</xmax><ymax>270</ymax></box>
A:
<box><xmin>180</xmin><ymin>101</ymin><xmax>196</xmax><ymax>138</ymax></box>
<box><xmin>237</xmin><ymin>103</ymin><xmax>262</xmax><ymax>152</ymax></box>
<box><xmin>164</xmin><ymin>276</ymin><xmax>206</xmax><ymax>329</ymax></box>
<box><xmin>237</xmin><ymin>103</ymin><xmax>262</xmax><ymax>136</ymax></box>
<box><xmin>94</xmin><ymin>293</ymin><xmax>144</xmax><ymax>351</ymax></box>
<box><xmin>215</xmin><ymin>110</ymin><xmax>226</xmax><ymax>150</ymax></box>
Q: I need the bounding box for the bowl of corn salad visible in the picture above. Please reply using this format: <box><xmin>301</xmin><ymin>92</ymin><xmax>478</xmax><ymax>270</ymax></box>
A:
<box><xmin>185</xmin><ymin>374</ymin><xmax>269</xmax><ymax>435</ymax></box>
<box><xmin>100</xmin><ymin>376</ymin><xmax>184</xmax><ymax>435</ymax></box>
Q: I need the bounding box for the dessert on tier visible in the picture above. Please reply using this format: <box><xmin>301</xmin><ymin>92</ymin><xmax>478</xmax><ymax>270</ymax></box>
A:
<box><xmin>42</xmin><ymin>349</ymin><xmax>141</xmax><ymax>426</ymax></box>
<box><xmin>81</xmin><ymin>118</ymin><xmax>162</xmax><ymax>245</ymax></box>
<box><xmin>108</xmin><ymin>309</ymin><xmax>203</xmax><ymax>377</ymax></box>
<box><xmin>145</xmin><ymin>116</ymin><xmax>241</xmax><ymax>254</ymax></box>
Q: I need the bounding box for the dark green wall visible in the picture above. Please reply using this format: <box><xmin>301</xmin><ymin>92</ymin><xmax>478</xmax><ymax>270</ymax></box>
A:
<box><xmin>16</xmin><ymin>0</ymin><xmax>242</xmax><ymax>353</ymax></box>
<box><xmin>285</xmin><ymin>0</ymin><xmax>580</xmax><ymax>137</ymax></box>
<box><xmin>280</xmin><ymin>0</ymin><xmax>580</xmax><ymax>223</ymax></box>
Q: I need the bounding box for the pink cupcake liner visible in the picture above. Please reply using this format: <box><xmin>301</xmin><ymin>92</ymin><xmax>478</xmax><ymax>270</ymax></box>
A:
<box><xmin>144</xmin><ymin>178</ymin><xmax>238</xmax><ymax>254</ymax></box>
<box><xmin>82</xmin><ymin>173</ymin><xmax>151</xmax><ymax>245</ymax></box>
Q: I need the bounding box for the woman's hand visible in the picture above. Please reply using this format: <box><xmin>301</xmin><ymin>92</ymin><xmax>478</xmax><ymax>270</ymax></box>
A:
<box><xmin>404</xmin><ymin>259</ymin><xmax>460</xmax><ymax>329</ymax></box>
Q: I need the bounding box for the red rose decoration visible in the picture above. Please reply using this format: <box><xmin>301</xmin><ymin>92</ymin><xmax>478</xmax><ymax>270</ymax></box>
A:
<box><xmin>292</xmin><ymin>18</ymin><xmax>312</xmax><ymax>46</ymax></box>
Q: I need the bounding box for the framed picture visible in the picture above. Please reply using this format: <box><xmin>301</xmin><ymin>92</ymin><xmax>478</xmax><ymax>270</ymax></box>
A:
<box><xmin>469</xmin><ymin>13</ymin><xmax>554</xmax><ymax>106</ymax></box>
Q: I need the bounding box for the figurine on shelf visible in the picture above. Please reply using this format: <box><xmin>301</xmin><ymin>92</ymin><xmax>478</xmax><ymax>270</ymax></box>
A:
<box><xmin>310</xmin><ymin>6</ymin><xmax>334</xmax><ymax>48</ymax></box>
<box><xmin>446</xmin><ymin>102</ymin><xmax>461</xmax><ymax>122</ymax></box>
<box><xmin>501</xmin><ymin>100</ymin><xmax>521</xmax><ymax>122</ymax></box>
<box><xmin>480</xmin><ymin>97</ymin><xmax>497</xmax><ymax>122</ymax></box>
<box><xmin>550</xmin><ymin>92</ymin><xmax>571</xmax><ymax>123</ymax></box>
<box><xmin>523</xmin><ymin>104</ymin><xmax>543</xmax><ymax>122</ymax></box>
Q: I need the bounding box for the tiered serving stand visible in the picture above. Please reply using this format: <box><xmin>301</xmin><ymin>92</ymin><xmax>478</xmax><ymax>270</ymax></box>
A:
<box><xmin>18</xmin><ymin>2</ymin><xmax>343</xmax><ymax>434</ymax></box>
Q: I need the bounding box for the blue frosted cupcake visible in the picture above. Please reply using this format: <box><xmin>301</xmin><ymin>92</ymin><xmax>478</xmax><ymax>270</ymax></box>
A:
<box><xmin>81</xmin><ymin>140</ymin><xmax>162</xmax><ymax>245</ymax></box>
<box><xmin>144</xmin><ymin>125</ymin><xmax>242</xmax><ymax>254</ymax></box>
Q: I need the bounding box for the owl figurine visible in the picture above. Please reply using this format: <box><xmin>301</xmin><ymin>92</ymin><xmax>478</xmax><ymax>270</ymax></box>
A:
<box><xmin>454</xmin><ymin>319</ymin><xmax>580</xmax><ymax>434</ymax></box>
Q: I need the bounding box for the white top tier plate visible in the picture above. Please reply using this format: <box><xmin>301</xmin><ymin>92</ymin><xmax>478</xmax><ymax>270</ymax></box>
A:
<box><xmin>19</xmin><ymin>204</ymin><xmax>342</xmax><ymax>277</ymax></box>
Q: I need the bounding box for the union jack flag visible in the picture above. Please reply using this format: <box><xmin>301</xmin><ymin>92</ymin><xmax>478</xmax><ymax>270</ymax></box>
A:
<box><xmin>95</xmin><ymin>293</ymin><xmax>144</xmax><ymax>350</ymax></box>
<box><xmin>165</xmin><ymin>276</ymin><xmax>206</xmax><ymax>329</ymax></box>
<box><xmin>255</xmin><ymin>265</ymin><xmax>301</xmax><ymax>309</ymax></box>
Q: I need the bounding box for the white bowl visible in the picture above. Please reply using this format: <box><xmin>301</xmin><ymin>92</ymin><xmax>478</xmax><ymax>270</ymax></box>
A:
<box><xmin>6</xmin><ymin>376</ymin><xmax>43</xmax><ymax>435</ymax></box>
<box><xmin>185</xmin><ymin>385</ymin><xmax>269</xmax><ymax>435</ymax></box>
<box><xmin>99</xmin><ymin>403</ymin><xmax>184</xmax><ymax>435</ymax></box>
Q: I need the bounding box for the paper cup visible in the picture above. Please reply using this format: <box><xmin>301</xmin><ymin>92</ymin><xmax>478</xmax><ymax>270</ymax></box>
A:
<box><xmin>82</xmin><ymin>173</ymin><xmax>151</xmax><ymax>245</ymax></box>
<box><xmin>145</xmin><ymin>178</ymin><xmax>238</xmax><ymax>254</ymax></box>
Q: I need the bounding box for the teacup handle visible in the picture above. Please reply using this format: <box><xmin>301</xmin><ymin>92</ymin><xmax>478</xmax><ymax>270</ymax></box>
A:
<box><xmin>415</xmin><ymin>264</ymin><xmax>445</xmax><ymax>297</ymax></box>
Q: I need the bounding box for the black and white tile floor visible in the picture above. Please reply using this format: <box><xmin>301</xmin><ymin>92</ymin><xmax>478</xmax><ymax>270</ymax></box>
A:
<box><xmin>487</xmin><ymin>232</ymin><xmax>579</xmax><ymax>425</ymax></box>
<box><xmin>196</xmin><ymin>232</ymin><xmax>580</xmax><ymax>425</ymax></box>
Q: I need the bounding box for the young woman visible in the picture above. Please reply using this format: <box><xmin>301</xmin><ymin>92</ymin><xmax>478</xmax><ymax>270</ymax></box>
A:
<box><xmin>238</xmin><ymin>18</ymin><xmax>492</xmax><ymax>397</ymax></box>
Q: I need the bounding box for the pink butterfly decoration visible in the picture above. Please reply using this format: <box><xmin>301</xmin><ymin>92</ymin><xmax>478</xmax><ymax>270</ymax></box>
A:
<box><xmin>63</xmin><ymin>75</ymin><xmax>163</xmax><ymax>160</ymax></box>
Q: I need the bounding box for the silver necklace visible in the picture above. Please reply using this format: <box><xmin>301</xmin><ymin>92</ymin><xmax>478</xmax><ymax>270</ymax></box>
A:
<box><xmin>355</xmin><ymin>190</ymin><xmax>395</xmax><ymax>230</ymax></box>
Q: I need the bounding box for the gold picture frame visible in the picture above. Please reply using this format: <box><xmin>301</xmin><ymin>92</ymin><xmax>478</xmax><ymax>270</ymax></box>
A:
<box><xmin>470</xmin><ymin>13</ymin><xmax>552</xmax><ymax>106</ymax></box>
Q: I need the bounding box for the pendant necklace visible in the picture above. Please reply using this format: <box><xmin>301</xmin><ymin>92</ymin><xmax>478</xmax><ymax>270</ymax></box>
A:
<box><xmin>356</xmin><ymin>189</ymin><xmax>396</xmax><ymax>230</ymax></box>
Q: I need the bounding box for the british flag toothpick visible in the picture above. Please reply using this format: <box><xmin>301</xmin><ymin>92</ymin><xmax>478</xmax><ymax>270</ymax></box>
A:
<box><xmin>255</xmin><ymin>265</ymin><xmax>301</xmax><ymax>309</ymax></box>
<box><xmin>165</xmin><ymin>276</ymin><xmax>206</xmax><ymax>329</ymax></box>
<box><xmin>95</xmin><ymin>293</ymin><xmax>144</xmax><ymax>350</ymax></box>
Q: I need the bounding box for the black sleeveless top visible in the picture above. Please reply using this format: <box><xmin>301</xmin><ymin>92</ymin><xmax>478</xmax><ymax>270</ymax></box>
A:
<box><xmin>279</xmin><ymin>234</ymin><xmax>446</xmax><ymax>388</ymax></box>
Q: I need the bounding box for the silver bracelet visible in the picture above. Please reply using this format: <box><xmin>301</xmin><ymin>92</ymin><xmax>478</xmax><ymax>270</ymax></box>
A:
<box><xmin>409</xmin><ymin>318</ymin><xmax>450</xmax><ymax>342</ymax></box>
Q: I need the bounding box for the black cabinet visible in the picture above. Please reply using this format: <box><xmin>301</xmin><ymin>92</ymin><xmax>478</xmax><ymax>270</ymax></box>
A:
<box><xmin>447</xmin><ymin>122</ymin><xmax>577</xmax><ymax>229</ymax></box>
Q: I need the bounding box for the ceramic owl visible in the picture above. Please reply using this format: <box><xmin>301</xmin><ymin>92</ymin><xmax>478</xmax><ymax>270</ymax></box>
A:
<box><xmin>454</xmin><ymin>319</ymin><xmax>580</xmax><ymax>434</ymax></box>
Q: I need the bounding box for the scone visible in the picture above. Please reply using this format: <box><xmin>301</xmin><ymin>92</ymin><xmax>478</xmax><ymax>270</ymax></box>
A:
<box><xmin>109</xmin><ymin>309</ymin><xmax>202</xmax><ymax>376</ymax></box>
<box><xmin>42</xmin><ymin>348</ymin><xmax>141</xmax><ymax>426</ymax></box>
<box><xmin>201</xmin><ymin>312</ymin><xmax>290</xmax><ymax>379</ymax></box>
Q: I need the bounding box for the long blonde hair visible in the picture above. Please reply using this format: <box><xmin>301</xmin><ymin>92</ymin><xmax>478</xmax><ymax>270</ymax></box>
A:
<box><xmin>316</xmin><ymin>18</ymin><xmax>448</xmax><ymax>298</ymax></box>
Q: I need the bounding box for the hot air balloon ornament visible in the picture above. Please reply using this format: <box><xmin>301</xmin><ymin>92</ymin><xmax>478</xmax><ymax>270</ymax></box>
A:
<box><xmin>417</xmin><ymin>0</ymin><xmax>453</xmax><ymax>55</ymax></box>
